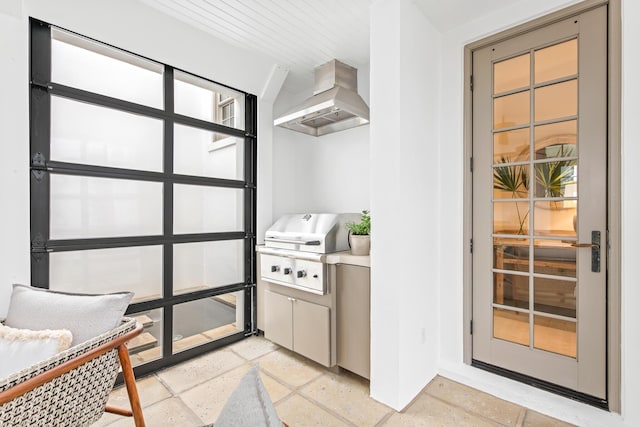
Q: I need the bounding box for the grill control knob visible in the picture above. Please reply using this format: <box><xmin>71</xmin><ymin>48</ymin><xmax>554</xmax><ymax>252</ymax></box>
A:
<box><xmin>271</xmin><ymin>265</ymin><xmax>280</xmax><ymax>272</ymax></box>
<box><xmin>297</xmin><ymin>270</ymin><xmax>307</xmax><ymax>278</ymax></box>
<box><xmin>284</xmin><ymin>268</ymin><xmax>292</xmax><ymax>275</ymax></box>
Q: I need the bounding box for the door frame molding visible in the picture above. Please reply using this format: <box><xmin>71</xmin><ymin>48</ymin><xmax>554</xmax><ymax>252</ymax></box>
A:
<box><xmin>462</xmin><ymin>0</ymin><xmax>621</xmax><ymax>412</ymax></box>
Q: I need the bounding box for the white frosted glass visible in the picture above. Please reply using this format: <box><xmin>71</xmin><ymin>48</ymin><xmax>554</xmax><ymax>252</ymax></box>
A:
<box><xmin>174</xmin><ymin>124</ymin><xmax>244</xmax><ymax>180</ymax></box>
<box><xmin>173</xmin><ymin>184</ymin><xmax>243</xmax><ymax>234</ymax></box>
<box><xmin>50</xmin><ymin>175</ymin><xmax>163</xmax><ymax>239</ymax></box>
<box><xmin>173</xmin><ymin>240</ymin><xmax>244</xmax><ymax>294</ymax></box>
<box><xmin>51</xmin><ymin>31</ymin><xmax>163</xmax><ymax>108</ymax></box>
<box><xmin>51</xmin><ymin>96</ymin><xmax>163</xmax><ymax>171</ymax></box>
<box><xmin>50</xmin><ymin>246</ymin><xmax>162</xmax><ymax>302</ymax></box>
<box><xmin>174</xmin><ymin>70</ymin><xmax>245</xmax><ymax>130</ymax></box>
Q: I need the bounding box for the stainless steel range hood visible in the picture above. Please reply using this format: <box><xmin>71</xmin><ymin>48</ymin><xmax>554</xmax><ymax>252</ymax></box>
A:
<box><xmin>274</xmin><ymin>60</ymin><xmax>369</xmax><ymax>137</ymax></box>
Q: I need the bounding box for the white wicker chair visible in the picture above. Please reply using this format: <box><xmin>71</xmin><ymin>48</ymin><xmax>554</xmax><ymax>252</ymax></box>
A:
<box><xmin>0</xmin><ymin>317</ymin><xmax>145</xmax><ymax>426</ymax></box>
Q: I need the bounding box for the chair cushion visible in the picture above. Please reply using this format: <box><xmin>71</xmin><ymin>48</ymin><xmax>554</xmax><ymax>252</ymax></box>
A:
<box><xmin>214</xmin><ymin>364</ymin><xmax>281</xmax><ymax>427</ymax></box>
<box><xmin>4</xmin><ymin>284</ymin><xmax>133</xmax><ymax>346</ymax></box>
<box><xmin>0</xmin><ymin>324</ymin><xmax>72</xmax><ymax>379</ymax></box>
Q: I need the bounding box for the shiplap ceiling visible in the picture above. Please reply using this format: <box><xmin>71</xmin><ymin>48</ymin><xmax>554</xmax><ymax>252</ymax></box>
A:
<box><xmin>139</xmin><ymin>0</ymin><xmax>370</xmax><ymax>94</ymax></box>
<box><xmin>139</xmin><ymin>0</ymin><xmax>517</xmax><ymax>94</ymax></box>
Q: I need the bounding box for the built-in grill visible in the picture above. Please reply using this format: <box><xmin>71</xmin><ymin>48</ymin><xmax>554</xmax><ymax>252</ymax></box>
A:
<box><xmin>258</xmin><ymin>213</ymin><xmax>359</xmax><ymax>295</ymax></box>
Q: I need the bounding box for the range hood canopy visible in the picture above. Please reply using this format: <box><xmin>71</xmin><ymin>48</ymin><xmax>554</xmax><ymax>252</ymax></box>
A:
<box><xmin>274</xmin><ymin>59</ymin><xmax>370</xmax><ymax>137</ymax></box>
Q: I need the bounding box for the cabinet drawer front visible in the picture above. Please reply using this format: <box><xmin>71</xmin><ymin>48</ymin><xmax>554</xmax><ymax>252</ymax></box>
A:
<box><xmin>264</xmin><ymin>290</ymin><xmax>293</xmax><ymax>350</ymax></box>
<box><xmin>293</xmin><ymin>299</ymin><xmax>331</xmax><ymax>367</ymax></box>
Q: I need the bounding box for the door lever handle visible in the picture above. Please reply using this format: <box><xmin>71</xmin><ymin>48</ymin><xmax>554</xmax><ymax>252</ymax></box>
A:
<box><xmin>571</xmin><ymin>231</ymin><xmax>601</xmax><ymax>272</ymax></box>
<box><xmin>570</xmin><ymin>242</ymin><xmax>599</xmax><ymax>248</ymax></box>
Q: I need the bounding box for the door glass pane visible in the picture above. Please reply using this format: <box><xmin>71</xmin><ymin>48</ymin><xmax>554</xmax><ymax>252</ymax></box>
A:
<box><xmin>172</xmin><ymin>292</ymin><xmax>244</xmax><ymax>353</ymax></box>
<box><xmin>173</xmin><ymin>184</ymin><xmax>244</xmax><ymax>234</ymax></box>
<box><xmin>493</xmin><ymin>308</ymin><xmax>529</xmax><ymax>346</ymax></box>
<box><xmin>174</xmin><ymin>70</ymin><xmax>245</xmax><ymax>130</ymax></box>
<box><xmin>493</xmin><ymin>164</ymin><xmax>530</xmax><ymax>199</ymax></box>
<box><xmin>50</xmin><ymin>175</ymin><xmax>163</xmax><ymax>239</ymax></box>
<box><xmin>50</xmin><ymin>246</ymin><xmax>162</xmax><ymax>302</ymax></box>
<box><xmin>129</xmin><ymin>308</ymin><xmax>163</xmax><ymax>367</ymax></box>
<box><xmin>174</xmin><ymin>240</ymin><xmax>244</xmax><ymax>295</ymax></box>
<box><xmin>51</xmin><ymin>96</ymin><xmax>163</xmax><ymax>171</ymax></box>
<box><xmin>533</xmin><ymin>239</ymin><xmax>576</xmax><ymax>278</ymax></box>
<box><xmin>534</xmin><ymin>80</ymin><xmax>577</xmax><ymax>122</ymax></box>
<box><xmin>534</xmin><ymin>39</ymin><xmax>578</xmax><ymax>84</ymax></box>
<box><xmin>494</xmin><ymin>128</ymin><xmax>530</xmax><ymax>163</ymax></box>
<box><xmin>494</xmin><ymin>201</ymin><xmax>530</xmax><ymax>235</ymax></box>
<box><xmin>494</xmin><ymin>272</ymin><xmax>529</xmax><ymax>309</ymax></box>
<box><xmin>534</xmin><ymin>277</ymin><xmax>576</xmax><ymax>317</ymax></box>
<box><xmin>534</xmin><ymin>315</ymin><xmax>576</xmax><ymax>358</ymax></box>
<box><xmin>174</xmin><ymin>124</ymin><xmax>244</xmax><ymax>180</ymax></box>
<box><xmin>494</xmin><ymin>238</ymin><xmax>530</xmax><ymax>272</ymax></box>
<box><xmin>494</xmin><ymin>53</ymin><xmax>530</xmax><ymax>94</ymax></box>
<box><xmin>494</xmin><ymin>91</ymin><xmax>530</xmax><ymax>129</ymax></box>
<box><xmin>534</xmin><ymin>161</ymin><xmax>577</xmax><ymax>198</ymax></box>
<box><xmin>51</xmin><ymin>29</ymin><xmax>163</xmax><ymax>108</ymax></box>
<box><xmin>534</xmin><ymin>120</ymin><xmax>577</xmax><ymax>160</ymax></box>
<box><xmin>534</xmin><ymin>202</ymin><xmax>577</xmax><ymax>237</ymax></box>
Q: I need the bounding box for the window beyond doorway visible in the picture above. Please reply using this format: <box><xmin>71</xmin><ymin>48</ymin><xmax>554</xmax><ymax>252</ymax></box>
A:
<box><xmin>29</xmin><ymin>19</ymin><xmax>258</xmax><ymax>376</ymax></box>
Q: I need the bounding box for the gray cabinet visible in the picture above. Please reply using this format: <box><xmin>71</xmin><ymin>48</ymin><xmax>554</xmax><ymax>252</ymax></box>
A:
<box><xmin>264</xmin><ymin>290</ymin><xmax>331</xmax><ymax>367</ymax></box>
<box><xmin>336</xmin><ymin>264</ymin><xmax>371</xmax><ymax>379</ymax></box>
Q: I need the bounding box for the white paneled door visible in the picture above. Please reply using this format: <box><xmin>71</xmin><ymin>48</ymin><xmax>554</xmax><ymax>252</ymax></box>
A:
<box><xmin>472</xmin><ymin>6</ymin><xmax>607</xmax><ymax>400</ymax></box>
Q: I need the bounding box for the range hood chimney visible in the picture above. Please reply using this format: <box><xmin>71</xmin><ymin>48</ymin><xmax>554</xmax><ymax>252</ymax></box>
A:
<box><xmin>274</xmin><ymin>59</ymin><xmax>369</xmax><ymax>137</ymax></box>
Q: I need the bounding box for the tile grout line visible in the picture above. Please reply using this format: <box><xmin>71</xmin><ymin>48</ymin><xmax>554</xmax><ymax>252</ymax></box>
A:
<box><xmin>424</xmin><ymin>391</ymin><xmax>516</xmax><ymax>427</ymax></box>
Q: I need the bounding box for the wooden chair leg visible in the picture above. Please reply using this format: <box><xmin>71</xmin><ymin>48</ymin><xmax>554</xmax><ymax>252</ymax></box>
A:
<box><xmin>117</xmin><ymin>344</ymin><xmax>146</xmax><ymax>427</ymax></box>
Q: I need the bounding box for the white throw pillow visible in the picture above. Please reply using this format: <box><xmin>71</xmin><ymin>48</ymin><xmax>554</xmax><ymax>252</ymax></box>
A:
<box><xmin>4</xmin><ymin>284</ymin><xmax>133</xmax><ymax>346</ymax></box>
<box><xmin>0</xmin><ymin>324</ymin><xmax>72</xmax><ymax>380</ymax></box>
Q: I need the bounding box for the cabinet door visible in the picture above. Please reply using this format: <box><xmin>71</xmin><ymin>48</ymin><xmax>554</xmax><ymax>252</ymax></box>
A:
<box><xmin>293</xmin><ymin>299</ymin><xmax>331</xmax><ymax>367</ymax></box>
<box><xmin>336</xmin><ymin>265</ymin><xmax>371</xmax><ymax>379</ymax></box>
<box><xmin>264</xmin><ymin>290</ymin><xmax>293</xmax><ymax>350</ymax></box>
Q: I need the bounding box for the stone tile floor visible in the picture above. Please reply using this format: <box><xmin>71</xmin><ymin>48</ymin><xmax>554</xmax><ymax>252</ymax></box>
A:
<box><xmin>95</xmin><ymin>336</ymin><xmax>574</xmax><ymax>426</ymax></box>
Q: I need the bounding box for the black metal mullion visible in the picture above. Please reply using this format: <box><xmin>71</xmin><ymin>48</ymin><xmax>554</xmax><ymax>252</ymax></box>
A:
<box><xmin>163</xmin><ymin>67</ymin><xmax>175</xmax><ymax>360</ymax></box>
<box><xmin>29</xmin><ymin>19</ymin><xmax>52</xmax><ymax>289</ymax></box>
<box><xmin>244</xmin><ymin>94</ymin><xmax>258</xmax><ymax>333</ymax></box>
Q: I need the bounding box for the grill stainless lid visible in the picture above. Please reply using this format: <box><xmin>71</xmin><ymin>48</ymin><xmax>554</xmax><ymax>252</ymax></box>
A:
<box><xmin>265</xmin><ymin>213</ymin><xmax>359</xmax><ymax>254</ymax></box>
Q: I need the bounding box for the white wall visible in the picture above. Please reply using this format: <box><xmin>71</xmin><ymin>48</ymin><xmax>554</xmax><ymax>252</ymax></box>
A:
<box><xmin>369</xmin><ymin>0</ymin><xmax>441</xmax><ymax>410</ymax></box>
<box><xmin>0</xmin><ymin>0</ymin><xmax>278</xmax><ymax>317</ymax></box>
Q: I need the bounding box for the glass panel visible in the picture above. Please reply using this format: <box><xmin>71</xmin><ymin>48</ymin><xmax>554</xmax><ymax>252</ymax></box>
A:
<box><xmin>173</xmin><ymin>184</ymin><xmax>244</xmax><ymax>234</ymax></box>
<box><xmin>534</xmin><ymin>80</ymin><xmax>577</xmax><ymax>122</ymax></box>
<box><xmin>494</xmin><ymin>201</ymin><xmax>530</xmax><ymax>235</ymax></box>
<box><xmin>534</xmin><ymin>315</ymin><xmax>576</xmax><ymax>358</ymax></box>
<box><xmin>493</xmin><ymin>164</ymin><xmax>530</xmax><ymax>199</ymax></box>
<box><xmin>534</xmin><ymin>239</ymin><xmax>576</xmax><ymax>278</ymax></box>
<box><xmin>174</xmin><ymin>124</ymin><xmax>244</xmax><ymax>180</ymax></box>
<box><xmin>172</xmin><ymin>292</ymin><xmax>244</xmax><ymax>353</ymax></box>
<box><xmin>494</xmin><ymin>238</ymin><xmax>530</xmax><ymax>272</ymax></box>
<box><xmin>534</xmin><ymin>39</ymin><xmax>578</xmax><ymax>84</ymax></box>
<box><xmin>51</xmin><ymin>96</ymin><xmax>163</xmax><ymax>172</ymax></box>
<box><xmin>534</xmin><ymin>120</ymin><xmax>577</xmax><ymax>160</ymax></box>
<box><xmin>494</xmin><ymin>91</ymin><xmax>530</xmax><ymax>129</ymax></box>
<box><xmin>173</xmin><ymin>240</ymin><xmax>244</xmax><ymax>295</ymax></box>
<box><xmin>493</xmin><ymin>307</ymin><xmax>529</xmax><ymax>346</ymax></box>
<box><xmin>128</xmin><ymin>308</ymin><xmax>163</xmax><ymax>367</ymax></box>
<box><xmin>534</xmin><ymin>161</ymin><xmax>577</xmax><ymax>198</ymax></box>
<box><xmin>50</xmin><ymin>246</ymin><xmax>162</xmax><ymax>302</ymax></box>
<box><xmin>493</xmin><ymin>128</ymin><xmax>529</xmax><ymax>163</ymax></box>
<box><xmin>50</xmin><ymin>175</ymin><xmax>163</xmax><ymax>239</ymax></box>
<box><xmin>534</xmin><ymin>202</ymin><xmax>577</xmax><ymax>237</ymax></box>
<box><xmin>534</xmin><ymin>277</ymin><xmax>576</xmax><ymax>317</ymax></box>
<box><xmin>494</xmin><ymin>53</ymin><xmax>530</xmax><ymax>94</ymax></box>
<box><xmin>51</xmin><ymin>29</ymin><xmax>163</xmax><ymax>108</ymax></box>
<box><xmin>493</xmin><ymin>272</ymin><xmax>529</xmax><ymax>309</ymax></box>
<box><xmin>174</xmin><ymin>70</ymin><xmax>245</xmax><ymax>130</ymax></box>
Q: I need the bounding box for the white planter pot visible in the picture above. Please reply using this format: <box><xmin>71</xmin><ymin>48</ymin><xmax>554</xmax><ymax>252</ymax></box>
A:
<box><xmin>349</xmin><ymin>234</ymin><xmax>370</xmax><ymax>256</ymax></box>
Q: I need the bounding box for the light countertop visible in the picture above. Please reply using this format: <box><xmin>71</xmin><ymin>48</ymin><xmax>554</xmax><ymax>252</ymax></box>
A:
<box><xmin>323</xmin><ymin>251</ymin><xmax>370</xmax><ymax>268</ymax></box>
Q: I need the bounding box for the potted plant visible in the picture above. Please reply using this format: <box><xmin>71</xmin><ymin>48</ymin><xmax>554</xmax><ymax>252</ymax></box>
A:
<box><xmin>346</xmin><ymin>210</ymin><xmax>371</xmax><ymax>256</ymax></box>
<box><xmin>493</xmin><ymin>157</ymin><xmax>529</xmax><ymax>235</ymax></box>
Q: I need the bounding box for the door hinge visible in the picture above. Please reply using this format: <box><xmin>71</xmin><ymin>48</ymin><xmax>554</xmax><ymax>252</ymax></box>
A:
<box><xmin>470</xmin><ymin>157</ymin><xmax>474</xmax><ymax>172</ymax></box>
<box><xmin>470</xmin><ymin>319</ymin><xmax>473</xmax><ymax>335</ymax></box>
<box><xmin>470</xmin><ymin>238</ymin><xmax>473</xmax><ymax>253</ymax></box>
<box><xmin>470</xmin><ymin>75</ymin><xmax>474</xmax><ymax>91</ymax></box>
